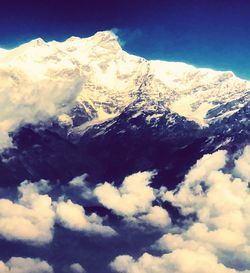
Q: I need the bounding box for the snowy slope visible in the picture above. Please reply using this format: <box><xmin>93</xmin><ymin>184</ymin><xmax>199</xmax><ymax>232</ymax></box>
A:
<box><xmin>0</xmin><ymin>31</ymin><xmax>249</xmax><ymax>149</ymax></box>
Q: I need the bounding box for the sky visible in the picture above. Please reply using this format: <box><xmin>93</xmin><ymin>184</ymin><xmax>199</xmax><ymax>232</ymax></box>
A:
<box><xmin>1</xmin><ymin>0</ymin><xmax>250</xmax><ymax>79</ymax></box>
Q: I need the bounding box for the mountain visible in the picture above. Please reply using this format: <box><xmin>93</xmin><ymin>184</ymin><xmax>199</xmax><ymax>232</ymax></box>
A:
<box><xmin>0</xmin><ymin>31</ymin><xmax>249</xmax><ymax>188</ymax></box>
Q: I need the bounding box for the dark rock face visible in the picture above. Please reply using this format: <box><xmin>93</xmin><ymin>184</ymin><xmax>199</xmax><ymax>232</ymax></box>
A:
<box><xmin>0</xmin><ymin>103</ymin><xmax>250</xmax><ymax>188</ymax></box>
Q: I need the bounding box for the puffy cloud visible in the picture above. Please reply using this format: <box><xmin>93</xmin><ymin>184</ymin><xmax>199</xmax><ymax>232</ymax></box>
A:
<box><xmin>110</xmin><ymin>249</ymin><xmax>244</xmax><ymax>273</ymax></box>
<box><xmin>56</xmin><ymin>199</ymin><xmax>116</xmax><ymax>237</ymax></box>
<box><xmin>94</xmin><ymin>172</ymin><xmax>170</xmax><ymax>229</ymax></box>
<box><xmin>69</xmin><ymin>263</ymin><xmax>86</xmax><ymax>273</ymax></box>
<box><xmin>156</xmin><ymin>223</ymin><xmax>246</xmax><ymax>255</ymax></box>
<box><xmin>138</xmin><ymin>206</ymin><xmax>171</xmax><ymax>228</ymax></box>
<box><xmin>163</xmin><ymin>150</ymin><xmax>228</xmax><ymax>215</ymax></box>
<box><xmin>0</xmin><ymin>257</ymin><xmax>53</xmax><ymax>273</ymax></box>
<box><xmin>184</xmin><ymin>150</ymin><xmax>227</xmax><ymax>183</ymax></box>
<box><xmin>234</xmin><ymin>145</ymin><xmax>250</xmax><ymax>181</ymax></box>
<box><xmin>0</xmin><ymin>67</ymin><xmax>82</xmax><ymax>150</ymax></box>
<box><xmin>161</xmin><ymin>149</ymin><xmax>250</xmax><ymax>269</ymax></box>
<box><xmin>111</xmin><ymin>147</ymin><xmax>250</xmax><ymax>273</ymax></box>
<box><xmin>68</xmin><ymin>174</ymin><xmax>94</xmax><ymax>200</ymax></box>
<box><xmin>0</xmin><ymin>176</ymin><xmax>118</xmax><ymax>245</ymax></box>
<box><xmin>0</xmin><ymin>180</ymin><xmax>55</xmax><ymax>245</ymax></box>
<box><xmin>94</xmin><ymin>172</ymin><xmax>156</xmax><ymax>217</ymax></box>
<box><xmin>156</xmin><ymin>233</ymin><xmax>202</xmax><ymax>252</ymax></box>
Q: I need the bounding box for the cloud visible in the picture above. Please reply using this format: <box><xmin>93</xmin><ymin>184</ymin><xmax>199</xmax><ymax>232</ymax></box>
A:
<box><xmin>0</xmin><ymin>64</ymin><xmax>82</xmax><ymax>150</ymax></box>
<box><xmin>56</xmin><ymin>199</ymin><xmax>116</xmax><ymax>237</ymax></box>
<box><xmin>68</xmin><ymin>174</ymin><xmax>88</xmax><ymax>188</ymax></box>
<box><xmin>0</xmin><ymin>176</ymin><xmax>118</xmax><ymax>245</ymax></box>
<box><xmin>0</xmin><ymin>180</ymin><xmax>55</xmax><ymax>245</ymax></box>
<box><xmin>163</xmin><ymin>150</ymin><xmax>228</xmax><ymax>215</ymax></box>
<box><xmin>138</xmin><ymin>206</ymin><xmax>171</xmax><ymax>228</ymax></box>
<box><xmin>110</xmin><ymin>28</ymin><xmax>143</xmax><ymax>47</ymax></box>
<box><xmin>111</xmin><ymin>147</ymin><xmax>250</xmax><ymax>273</ymax></box>
<box><xmin>94</xmin><ymin>171</ymin><xmax>171</xmax><ymax>229</ymax></box>
<box><xmin>94</xmin><ymin>172</ymin><xmax>156</xmax><ymax>217</ymax></box>
<box><xmin>234</xmin><ymin>145</ymin><xmax>250</xmax><ymax>181</ymax></box>
<box><xmin>110</xmin><ymin>249</ymin><xmax>243</xmax><ymax>273</ymax></box>
<box><xmin>110</xmin><ymin>28</ymin><xmax>126</xmax><ymax>47</ymax></box>
<box><xmin>68</xmin><ymin>174</ymin><xmax>94</xmax><ymax>200</ymax></box>
<box><xmin>184</xmin><ymin>149</ymin><xmax>227</xmax><ymax>184</ymax></box>
<box><xmin>161</xmin><ymin>149</ymin><xmax>250</xmax><ymax>270</ymax></box>
<box><xmin>69</xmin><ymin>263</ymin><xmax>86</xmax><ymax>273</ymax></box>
<box><xmin>0</xmin><ymin>257</ymin><xmax>53</xmax><ymax>273</ymax></box>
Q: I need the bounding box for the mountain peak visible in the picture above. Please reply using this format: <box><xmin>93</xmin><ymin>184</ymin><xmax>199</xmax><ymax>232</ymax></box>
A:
<box><xmin>66</xmin><ymin>36</ymin><xmax>82</xmax><ymax>42</ymax></box>
<box><xmin>90</xmin><ymin>31</ymin><xmax>121</xmax><ymax>49</ymax></box>
<box><xmin>92</xmin><ymin>31</ymin><xmax>118</xmax><ymax>41</ymax></box>
<box><xmin>28</xmin><ymin>38</ymin><xmax>46</xmax><ymax>47</ymax></box>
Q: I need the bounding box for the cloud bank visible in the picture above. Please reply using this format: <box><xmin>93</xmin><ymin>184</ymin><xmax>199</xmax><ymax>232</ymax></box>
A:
<box><xmin>111</xmin><ymin>146</ymin><xmax>250</xmax><ymax>273</ymax></box>
<box><xmin>1</xmin><ymin>146</ymin><xmax>249</xmax><ymax>272</ymax></box>
<box><xmin>0</xmin><ymin>179</ymin><xmax>116</xmax><ymax>245</ymax></box>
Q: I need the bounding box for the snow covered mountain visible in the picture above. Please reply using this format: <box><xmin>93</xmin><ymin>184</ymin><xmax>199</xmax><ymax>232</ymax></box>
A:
<box><xmin>0</xmin><ymin>31</ymin><xmax>250</xmax><ymax>189</ymax></box>
<box><xmin>0</xmin><ymin>31</ymin><xmax>250</xmax><ymax>151</ymax></box>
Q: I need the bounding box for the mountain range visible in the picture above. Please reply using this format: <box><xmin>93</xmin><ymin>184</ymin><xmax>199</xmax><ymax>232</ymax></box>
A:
<box><xmin>0</xmin><ymin>31</ymin><xmax>249</xmax><ymax>189</ymax></box>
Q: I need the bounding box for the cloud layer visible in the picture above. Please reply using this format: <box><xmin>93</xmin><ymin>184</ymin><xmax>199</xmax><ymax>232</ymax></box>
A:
<box><xmin>111</xmin><ymin>146</ymin><xmax>250</xmax><ymax>273</ymax></box>
<box><xmin>0</xmin><ymin>179</ymin><xmax>116</xmax><ymax>245</ymax></box>
<box><xmin>1</xmin><ymin>146</ymin><xmax>250</xmax><ymax>272</ymax></box>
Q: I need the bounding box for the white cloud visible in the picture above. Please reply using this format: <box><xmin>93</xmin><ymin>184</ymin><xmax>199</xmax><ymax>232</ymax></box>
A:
<box><xmin>94</xmin><ymin>172</ymin><xmax>156</xmax><ymax>217</ymax></box>
<box><xmin>234</xmin><ymin>145</ymin><xmax>250</xmax><ymax>182</ymax></box>
<box><xmin>110</xmin><ymin>249</ymin><xmax>244</xmax><ymax>273</ymax></box>
<box><xmin>163</xmin><ymin>150</ymin><xmax>228</xmax><ymax>215</ymax></box>
<box><xmin>111</xmin><ymin>147</ymin><xmax>250</xmax><ymax>273</ymax></box>
<box><xmin>0</xmin><ymin>176</ymin><xmax>118</xmax><ymax>245</ymax></box>
<box><xmin>161</xmin><ymin>149</ymin><xmax>250</xmax><ymax>270</ymax></box>
<box><xmin>68</xmin><ymin>174</ymin><xmax>94</xmax><ymax>200</ymax></box>
<box><xmin>110</xmin><ymin>28</ymin><xmax>143</xmax><ymax>47</ymax></box>
<box><xmin>0</xmin><ymin>65</ymin><xmax>82</xmax><ymax>150</ymax></box>
<box><xmin>138</xmin><ymin>206</ymin><xmax>171</xmax><ymax>228</ymax></box>
<box><xmin>184</xmin><ymin>149</ymin><xmax>227</xmax><ymax>184</ymax></box>
<box><xmin>56</xmin><ymin>199</ymin><xmax>116</xmax><ymax>237</ymax></box>
<box><xmin>0</xmin><ymin>257</ymin><xmax>53</xmax><ymax>273</ymax></box>
<box><xmin>94</xmin><ymin>171</ymin><xmax>170</xmax><ymax>229</ymax></box>
<box><xmin>68</xmin><ymin>174</ymin><xmax>88</xmax><ymax>188</ymax></box>
<box><xmin>0</xmin><ymin>180</ymin><xmax>55</xmax><ymax>245</ymax></box>
<box><xmin>69</xmin><ymin>263</ymin><xmax>86</xmax><ymax>273</ymax></box>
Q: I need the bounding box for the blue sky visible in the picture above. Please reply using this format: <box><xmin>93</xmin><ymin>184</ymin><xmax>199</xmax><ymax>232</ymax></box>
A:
<box><xmin>1</xmin><ymin>0</ymin><xmax>250</xmax><ymax>79</ymax></box>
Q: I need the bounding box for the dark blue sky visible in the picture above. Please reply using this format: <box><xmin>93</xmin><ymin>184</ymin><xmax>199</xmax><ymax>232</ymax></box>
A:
<box><xmin>1</xmin><ymin>0</ymin><xmax>250</xmax><ymax>79</ymax></box>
